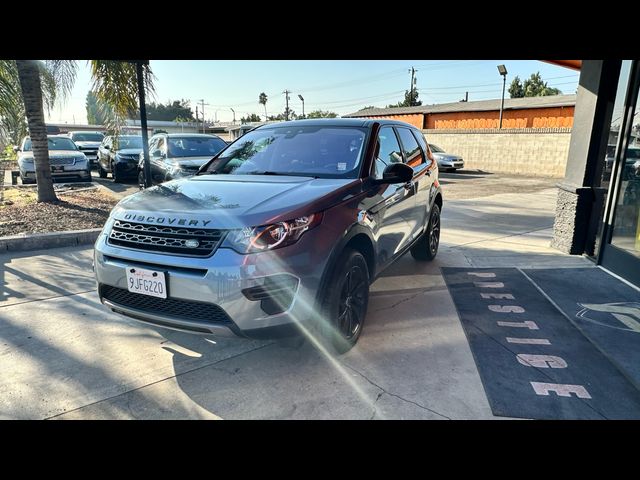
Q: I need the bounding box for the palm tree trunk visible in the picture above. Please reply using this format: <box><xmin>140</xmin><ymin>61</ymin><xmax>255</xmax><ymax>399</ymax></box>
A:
<box><xmin>15</xmin><ymin>60</ymin><xmax>57</xmax><ymax>203</ymax></box>
<box><xmin>263</xmin><ymin>104</ymin><xmax>268</xmax><ymax>121</ymax></box>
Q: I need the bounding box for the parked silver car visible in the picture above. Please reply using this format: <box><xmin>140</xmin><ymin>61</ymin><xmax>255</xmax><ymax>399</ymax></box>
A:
<box><xmin>67</xmin><ymin>131</ymin><xmax>104</xmax><ymax>167</ymax></box>
<box><xmin>429</xmin><ymin>144</ymin><xmax>464</xmax><ymax>172</ymax></box>
<box><xmin>17</xmin><ymin>135</ymin><xmax>91</xmax><ymax>184</ymax></box>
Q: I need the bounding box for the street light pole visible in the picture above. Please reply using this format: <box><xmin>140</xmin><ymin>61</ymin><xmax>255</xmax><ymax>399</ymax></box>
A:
<box><xmin>298</xmin><ymin>94</ymin><xmax>305</xmax><ymax>118</ymax></box>
<box><xmin>230</xmin><ymin>108</ymin><xmax>236</xmax><ymax>124</ymax></box>
<box><xmin>497</xmin><ymin>64</ymin><xmax>508</xmax><ymax>129</ymax></box>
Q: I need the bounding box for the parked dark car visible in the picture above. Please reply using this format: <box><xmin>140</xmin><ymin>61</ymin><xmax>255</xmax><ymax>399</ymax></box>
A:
<box><xmin>95</xmin><ymin>119</ymin><xmax>443</xmax><ymax>353</ymax></box>
<box><xmin>97</xmin><ymin>135</ymin><xmax>144</xmax><ymax>182</ymax></box>
<box><xmin>67</xmin><ymin>131</ymin><xmax>104</xmax><ymax>167</ymax></box>
<box><xmin>138</xmin><ymin>133</ymin><xmax>227</xmax><ymax>186</ymax></box>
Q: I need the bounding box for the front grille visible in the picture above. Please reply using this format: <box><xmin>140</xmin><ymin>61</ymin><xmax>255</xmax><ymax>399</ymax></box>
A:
<box><xmin>50</xmin><ymin>157</ymin><xmax>75</xmax><ymax>166</ymax></box>
<box><xmin>101</xmin><ymin>284</ymin><xmax>233</xmax><ymax>324</ymax></box>
<box><xmin>108</xmin><ymin>219</ymin><xmax>224</xmax><ymax>256</ymax></box>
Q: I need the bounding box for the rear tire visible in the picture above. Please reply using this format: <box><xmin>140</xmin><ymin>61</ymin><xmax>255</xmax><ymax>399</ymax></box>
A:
<box><xmin>411</xmin><ymin>203</ymin><xmax>440</xmax><ymax>261</ymax></box>
<box><xmin>318</xmin><ymin>249</ymin><xmax>370</xmax><ymax>354</ymax></box>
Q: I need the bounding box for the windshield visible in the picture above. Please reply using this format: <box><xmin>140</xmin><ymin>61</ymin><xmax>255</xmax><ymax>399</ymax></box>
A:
<box><xmin>72</xmin><ymin>132</ymin><xmax>104</xmax><ymax>142</ymax></box>
<box><xmin>168</xmin><ymin>136</ymin><xmax>227</xmax><ymax>158</ymax></box>
<box><xmin>23</xmin><ymin>137</ymin><xmax>77</xmax><ymax>151</ymax></box>
<box><xmin>114</xmin><ymin>136</ymin><xmax>143</xmax><ymax>150</ymax></box>
<box><xmin>201</xmin><ymin>126</ymin><xmax>367</xmax><ymax>178</ymax></box>
<box><xmin>429</xmin><ymin>144</ymin><xmax>444</xmax><ymax>153</ymax></box>
<box><xmin>626</xmin><ymin>148</ymin><xmax>640</xmax><ymax>159</ymax></box>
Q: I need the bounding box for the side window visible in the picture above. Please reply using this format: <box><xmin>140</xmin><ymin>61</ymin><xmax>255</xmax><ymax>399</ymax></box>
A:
<box><xmin>374</xmin><ymin>127</ymin><xmax>403</xmax><ymax>179</ymax></box>
<box><xmin>397</xmin><ymin>128</ymin><xmax>424</xmax><ymax>167</ymax></box>
<box><xmin>411</xmin><ymin>130</ymin><xmax>433</xmax><ymax>167</ymax></box>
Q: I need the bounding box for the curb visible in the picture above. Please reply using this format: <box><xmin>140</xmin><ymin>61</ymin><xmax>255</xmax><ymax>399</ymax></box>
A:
<box><xmin>0</xmin><ymin>228</ymin><xmax>102</xmax><ymax>253</ymax></box>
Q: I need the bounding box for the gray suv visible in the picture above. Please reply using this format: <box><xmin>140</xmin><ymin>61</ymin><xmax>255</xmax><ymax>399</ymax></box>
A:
<box><xmin>17</xmin><ymin>135</ymin><xmax>91</xmax><ymax>184</ymax></box>
<box><xmin>94</xmin><ymin>119</ymin><xmax>443</xmax><ymax>352</ymax></box>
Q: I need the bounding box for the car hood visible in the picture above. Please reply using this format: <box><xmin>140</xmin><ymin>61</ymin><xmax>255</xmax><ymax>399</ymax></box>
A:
<box><xmin>173</xmin><ymin>156</ymin><xmax>213</xmax><ymax>168</ymax></box>
<box><xmin>74</xmin><ymin>141</ymin><xmax>101</xmax><ymax>148</ymax></box>
<box><xmin>114</xmin><ymin>174</ymin><xmax>359</xmax><ymax>229</ymax></box>
<box><xmin>19</xmin><ymin>150</ymin><xmax>86</xmax><ymax>160</ymax></box>
<box><xmin>433</xmin><ymin>153</ymin><xmax>462</xmax><ymax>161</ymax></box>
<box><xmin>116</xmin><ymin>148</ymin><xmax>143</xmax><ymax>156</ymax></box>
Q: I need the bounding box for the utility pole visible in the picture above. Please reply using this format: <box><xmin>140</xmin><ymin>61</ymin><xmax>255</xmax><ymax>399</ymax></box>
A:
<box><xmin>283</xmin><ymin>90</ymin><xmax>291</xmax><ymax>120</ymax></box>
<box><xmin>199</xmin><ymin>99</ymin><xmax>209</xmax><ymax>133</ymax></box>
<box><xmin>408</xmin><ymin>67</ymin><xmax>417</xmax><ymax>105</ymax></box>
<box><xmin>230</xmin><ymin>108</ymin><xmax>236</xmax><ymax>124</ymax></box>
<box><xmin>465</xmin><ymin>91</ymin><xmax>468</xmax><ymax>102</ymax></box>
<box><xmin>195</xmin><ymin>105</ymin><xmax>199</xmax><ymax>130</ymax></box>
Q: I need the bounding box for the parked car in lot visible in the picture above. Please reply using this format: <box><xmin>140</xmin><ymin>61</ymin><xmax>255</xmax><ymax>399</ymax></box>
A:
<box><xmin>604</xmin><ymin>144</ymin><xmax>640</xmax><ymax>179</ymax></box>
<box><xmin>138</xmin><ymin>133</ymin><xmax>228</xmax><ymax>186</ymax></box>
<box><xmin>428</xmin><ymin>144</ymin><xmax>464</xmax><ymax>172</ymax></box>
<box><xmin>17</xmin><ymin>135</ymin><xmax>91</xmax><ymax>184</ymax></box>
<box><xmin>97</xmin><ymin>135</ymin><xmax>144</xmax><ymax>182</ymax></box>
<box><xmin>67</xmin><ymin>131</ymin><xmax>104</xmax><ymax>167</ymax></box>
<box><xmin>95</xmin><ymin>119</ymin><xmax>442</xmax><ymax>353</ymax></box>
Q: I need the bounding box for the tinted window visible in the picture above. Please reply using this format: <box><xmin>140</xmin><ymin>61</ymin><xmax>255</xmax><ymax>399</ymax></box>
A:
<box><xmin>71</xmin><ymin>132</ymin><xmax>104</xmax><ymax>142</ymax></box>
<box><xmin>374</xmin><ymin>127</ymin><xmax>403</xmax><ymax>179</ymax></box>
<box><xmin>203</xmin><ymin>126</ymin><xmax>367</xmax><ymax>179</ymax></box>
<box><xmin>429</xmin><ymin>144</ymin><xmax>444</xmax><ymax>153</ymax></box>
<box><xmin>23</xmin><ymin>137</ymin><xmax>77</xmax><ymax>151</ymax></box>
<box><xmin>114</xmin><ymin>136</ymin><xmax>143</xmax><ymax>150</ymax></box>
<box><xmin>167</xmin><ymin>136</ymin><xmax>226</xmax><ymax>158</ymax></box>
<box><xmin>397</xmin><ymin>128</ymin><xmax>424</xmax><ymax>167</ymax></box>
<box><xmin>412</xmin><ymin>130</ymin><xmax>433</xmax><ymax>167</ymax></box>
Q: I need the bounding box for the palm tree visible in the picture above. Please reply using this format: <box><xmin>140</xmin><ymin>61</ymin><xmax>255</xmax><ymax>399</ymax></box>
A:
<box><xmin>259</xmin><ymin>92</ymin><xmax>268</xmax><ymax>121</ymax></box>
<box><xmin>1</xmin><ymin>60</ymin><xmax>154</xmax><ymax>202</ymax></box>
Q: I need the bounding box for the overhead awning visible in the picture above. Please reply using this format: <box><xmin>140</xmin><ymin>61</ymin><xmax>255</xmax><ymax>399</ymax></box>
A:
<box><xmin>542</xmin><ymin>60</ymin><xmax>582</xmax><ymax>71</ymax></box>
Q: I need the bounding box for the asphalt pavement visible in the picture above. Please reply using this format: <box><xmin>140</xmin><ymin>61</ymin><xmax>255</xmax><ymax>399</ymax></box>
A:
<box><xmin>0</xmin><ymin>171</ymin><xmax>593</xmax><ymax>419</ymax></box>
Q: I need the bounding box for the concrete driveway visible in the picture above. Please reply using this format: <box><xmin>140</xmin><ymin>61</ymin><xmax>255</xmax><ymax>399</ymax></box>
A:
<box><xmin>0</xmin><ymin>172</ymin><xmax>592</xmax><ymax>419</ymax></box>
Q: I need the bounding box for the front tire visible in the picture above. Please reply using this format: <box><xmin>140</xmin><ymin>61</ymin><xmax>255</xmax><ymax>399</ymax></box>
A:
<box><xmin>112</xmin><ymin>162</ymin><xmax>122</xmax><ymax>183</ymax></box>
<box><xmin>411</xmin><ymin>203</ymin><xmax>440</xmax><ymax>261</ymax></box>
<box><xmin>98</xmin><ymin>161</ymin><xmax>107</xmax><ymax>178</ymax></box>
<box><xmin>319</xmin><ymin>249</ymin><xmax>370</xmax><ymax>354</ymax></box>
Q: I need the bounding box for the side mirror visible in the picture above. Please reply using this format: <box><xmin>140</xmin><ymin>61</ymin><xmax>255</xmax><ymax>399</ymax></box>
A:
<box><xmin>377</xmin><ymin>162</ymin><xmax>414</xmax><ymax>185</ymax></box>
<box><xmin>103</xmin><ymin>145</ymin><xmax>110</xmax><ymax>150</ymax></box>
<box><xmin>13</xmin><ymin>145</ymin><xmax>20</xmax><ymax>152</ymax></box>
<box><xmin>151</xmin><ymin>149</ymin><xmax>164</xmax><ymax>158</ymax></box>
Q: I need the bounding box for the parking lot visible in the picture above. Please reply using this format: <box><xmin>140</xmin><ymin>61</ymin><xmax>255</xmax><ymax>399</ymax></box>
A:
<box><xmin>0</xmin><ymin>171</ymin><xmax>593</xmax><ymax>419</ymax></box>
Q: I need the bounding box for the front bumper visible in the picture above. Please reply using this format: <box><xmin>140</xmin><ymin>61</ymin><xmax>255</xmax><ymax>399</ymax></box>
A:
<box><xmin>20</xmin><ymin>167</ymin><xmax>91</xmax><ymax>182</ymax></box>
<box><xmin>93</xmin><ymin>221</ymin><xmax>335</xmax><ymax>338</ymax></box>
<box><xmin>114</xmin><ymin>161</ymin><xmax>139</xmax><ymax>178</ymax></box>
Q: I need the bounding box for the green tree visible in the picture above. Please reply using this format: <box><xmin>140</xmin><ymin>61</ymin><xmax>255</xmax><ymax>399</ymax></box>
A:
<box><xmin>85</xmin><ymin>90</ymin><xmax>113</xmax><ymax>125</ymax></box>
<box><xmin>259</xmin><ymin>92</ymin><xmax>268</xmax><ymax>121</ymax></box>
<box><xmin>386</xmin><ymin>89</ymin><xmax>422</xmax><ymax>108</ymax></box>
<box><xmin>143</xmin><ymin>99</ymin><xmax>194</xmax><ymax>121</ymax></box>
<box><xmin>510</xmin><ymin>72</ymin><xmax>562</xmax><ymax>98</ymax></box>
<box><xmin>0</xmin><ymin>60</ymin><xmax>154</xmax><ymax>202</ymax></box>
<box><xmin>241</xmin><ymin>113</ymin><xmax>262</xmax><ymax>123</ymax></box>
<box><xmin>305</xmin><ymin>110</ymin><xmax>338</xmax><ymax>119</ymax></box>
<box><xmin>508</xmin><ymin>76</ymin><xmax>524</xmax><ymax>98</ymax></box>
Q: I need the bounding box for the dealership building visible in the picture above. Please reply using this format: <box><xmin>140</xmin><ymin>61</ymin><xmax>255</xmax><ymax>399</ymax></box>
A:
<box><xmin>347</xmin><ymin>60</ymin><xmax>640</xmax><ymax>287</ymax></box>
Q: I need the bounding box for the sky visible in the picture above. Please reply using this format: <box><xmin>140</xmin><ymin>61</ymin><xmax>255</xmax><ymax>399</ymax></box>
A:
<box><xmin>45</xmin><ymin>60</ymin><xmax>579</xmax><ymax>125</ymax></box>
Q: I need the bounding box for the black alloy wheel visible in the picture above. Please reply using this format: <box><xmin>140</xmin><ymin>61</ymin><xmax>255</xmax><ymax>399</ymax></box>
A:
<box><xmin>410</xmin><ymin>203</ymin><xmax>440</xmax><ymax>261</ymax></box>
<box><xmin>320</xmin><ymin>249</ymin><xmax>370</xmax><ymax>353</ymax></box>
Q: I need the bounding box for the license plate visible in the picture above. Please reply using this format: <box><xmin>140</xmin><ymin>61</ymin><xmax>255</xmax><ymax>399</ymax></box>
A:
<box><xmin>51</xmin><ymin>166</ymin><xmax>64</xmax><ymax>173</ymax></box>
<box><xmin>125</xmin><ymin>267</ymin><xmax>167</xmax><ymax>299</ymax></box>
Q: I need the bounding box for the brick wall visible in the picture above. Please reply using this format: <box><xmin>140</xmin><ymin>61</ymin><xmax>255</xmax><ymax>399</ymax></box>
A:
<box><xmin>423</xmin><ymin>128</ymin><xmax>572</xmax><ymax>177</ymax></box>
<box><xmin>426</xmin><ymin>106</ymin><xmax>574</xmax><ymax>129</ymax></box>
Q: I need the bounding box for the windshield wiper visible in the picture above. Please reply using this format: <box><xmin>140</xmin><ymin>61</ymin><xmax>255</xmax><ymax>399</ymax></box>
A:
<box><xmin>243</xmin><ymin>171</ymin><xmax>283</xmax><ymax>175</ymax></box>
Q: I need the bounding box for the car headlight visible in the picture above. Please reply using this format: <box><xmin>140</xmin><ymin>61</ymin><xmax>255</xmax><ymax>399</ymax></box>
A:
<box><xmin>222</xmin><ymin>213</ymin><xmax>323</xmax><ymax>254</ymax></box>
<box><xmin>168</xmin><ymin>165</ymin><xmax>184</xmax><ymax>176</ymax></box>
